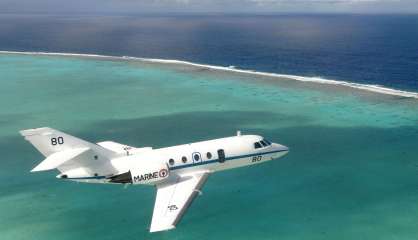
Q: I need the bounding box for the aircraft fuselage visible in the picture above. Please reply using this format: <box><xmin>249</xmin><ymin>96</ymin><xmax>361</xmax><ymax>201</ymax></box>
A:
<box><xmin>75</xmin><ymin>134</ymin><xmax>289</xmax><ymax>184</ymax></box>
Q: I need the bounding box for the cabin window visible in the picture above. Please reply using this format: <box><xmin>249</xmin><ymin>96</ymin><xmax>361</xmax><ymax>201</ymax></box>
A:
<box><xmin>218</xmin><ymin>149</ymin><xmax>225</xmax><ymax>163</ymax></box>
<box><xmin>264</xmin><ymin>139</ymin><xmax>272</xmax><ymax>145</ymax></box>
<box><xmin>254</xmin><ymin>142</ymin><xmax>262</xmax><ymax>149</ymax></box>
<box><xmin>207</xmin><ymin>152</ymin><xmax>212</xmax><ymax>159</ymax></box>
<box><xmin>193</xmin><ymin>154</ymin><xmax>200</xmax><ymax>161</ymax></box>
<box><xmin>169</xmin><ymin>159</ymin><xmax>175</xmax><ymax>165</ymax></box>
<box><xmin>182</xmin><ymin>156</ymin><xmax>188</xmax><ymax>163</ymax></box>
<box><xmin>260</xmin><ymin>141</ymin><xmax>268</xmax><ymax>147</ymax></box>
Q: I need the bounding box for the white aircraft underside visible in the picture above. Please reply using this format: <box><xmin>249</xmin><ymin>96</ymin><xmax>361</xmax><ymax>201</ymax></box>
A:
<box><xmin>20</xmin><ymin>127</ymin><xmax>289</xmax><ymax>232</ymax></box>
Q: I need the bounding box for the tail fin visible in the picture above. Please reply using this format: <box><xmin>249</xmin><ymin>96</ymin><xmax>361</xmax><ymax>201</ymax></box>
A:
<box><xmin>20</xmin><ymin>127</ymin><xmax>100</xmax><ymax>157</ymax></box>
<box><xmin>20</xmin><ymin>127</ymin><xmax>116</xmax><ymax>174</ymax></box>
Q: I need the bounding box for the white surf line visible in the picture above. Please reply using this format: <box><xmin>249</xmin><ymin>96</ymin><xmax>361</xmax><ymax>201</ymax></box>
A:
<box><xmin>1</xmin><ymin>50</ymin><xmax>418</xmax><ymax>99</ymax></box>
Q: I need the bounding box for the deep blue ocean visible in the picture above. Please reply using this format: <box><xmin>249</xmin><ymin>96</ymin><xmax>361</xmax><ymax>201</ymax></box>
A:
<box><xmin>1</xmin><ymin>13</ymin><xmax>418</xmax><ymax>240</ymax></box>
<box><xmin>0</xmin><ymin>13</ymin><xmax>417</xmax><ymax>91</ymax></box>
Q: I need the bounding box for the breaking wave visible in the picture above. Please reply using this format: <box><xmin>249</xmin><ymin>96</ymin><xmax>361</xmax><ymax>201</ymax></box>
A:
<box><xmin>1</xmin><ymin>50</ymin><xmax>417</xmax><ymax>99</ymax></box>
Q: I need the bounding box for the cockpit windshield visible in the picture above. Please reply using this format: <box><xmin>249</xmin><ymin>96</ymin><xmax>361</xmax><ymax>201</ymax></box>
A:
<box><xmin>254</xmin><ymin>139</ymin><xmax>272</xmax><ymax>149</ymax></box>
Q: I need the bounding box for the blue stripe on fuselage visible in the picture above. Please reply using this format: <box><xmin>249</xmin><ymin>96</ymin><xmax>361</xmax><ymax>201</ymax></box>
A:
<box><xmin>66</xmin><ymin>175</ymin><xmax>107</xmax><ymax>180</ymax></box>
<box><xmin>169</xmin><ymin>149</ymin><xmax>287</xmax><ymax>170</ymax></box>
<box><xmin>66</xmin><ymin>149</ymin><xmax>287</xmax><ymax>180</ymax></box>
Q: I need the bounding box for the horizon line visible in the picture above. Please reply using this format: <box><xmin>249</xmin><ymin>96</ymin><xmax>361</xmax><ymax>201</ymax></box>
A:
<box><xmin>1</xmin><ymin>11</ymin><xmax>418</xmax><ymax>16</ymax></box>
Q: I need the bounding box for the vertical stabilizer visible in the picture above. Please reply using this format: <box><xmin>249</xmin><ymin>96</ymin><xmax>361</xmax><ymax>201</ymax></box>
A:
<box><xmin>20</xmin><ymin>127</ymin><xmax>113</xmax><ymax>157</ymax></box>
<box><xmin>20</xmin><ymin>127</ymin><xmax>116</xmax><ymax>175</ymax></box>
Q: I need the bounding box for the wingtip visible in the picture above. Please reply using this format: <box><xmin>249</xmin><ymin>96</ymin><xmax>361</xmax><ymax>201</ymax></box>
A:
<box><xmin>30</xmin><ymin>163</ymin><xmax>48</xmax><ymax>172</ymax></box>
<box><xmin>149</xmin><ymin>225</ymin><xmax>175</xmax><ymax>233</ymax></box>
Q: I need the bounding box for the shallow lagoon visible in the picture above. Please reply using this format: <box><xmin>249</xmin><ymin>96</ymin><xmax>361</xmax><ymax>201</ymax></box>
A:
<box><xmin>0</xmin><ymin>53</ymin><xmax>418</xmax><ymax>240</ymax></box>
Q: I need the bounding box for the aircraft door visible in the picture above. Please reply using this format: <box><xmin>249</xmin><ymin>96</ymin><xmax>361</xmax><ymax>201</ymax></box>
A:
<box><xmin>218</xmin><ymin>149</ymin><xmax>225</xmax><ymax>163</ymax></box>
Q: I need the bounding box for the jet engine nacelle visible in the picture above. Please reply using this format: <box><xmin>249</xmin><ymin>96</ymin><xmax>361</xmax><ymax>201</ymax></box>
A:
<box><xmin>130</xmin><ymin>163</ymin><xmax>170</xmax><ymax>185</ymax></box>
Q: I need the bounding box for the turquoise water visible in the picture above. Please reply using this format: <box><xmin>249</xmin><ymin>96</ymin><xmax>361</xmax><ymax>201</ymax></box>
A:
<box><xmin>1</xmin><ymin>53</ymin><xmax>418</xmax><ymax>239</ymax></box>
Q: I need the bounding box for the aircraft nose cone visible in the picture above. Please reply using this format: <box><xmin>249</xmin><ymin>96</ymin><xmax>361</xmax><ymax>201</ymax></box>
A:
<box><xmin>280</xmin><ymin>146</ymin><xmax>289</xmax><ymax>156</ymax></box>
<box><xmin>272</xmin><ymin>143</ymin><xmax>289</xmax><ymax>152</ymax></box>
<box><xmin>271</xmin><ymin>143</ymin><xmax>289</xmax><ymax>159</ymax></box>
<box><xmin>281</xmin><ymin>145</ymin><xmax>289</xmax><ymax>152</ymax></box>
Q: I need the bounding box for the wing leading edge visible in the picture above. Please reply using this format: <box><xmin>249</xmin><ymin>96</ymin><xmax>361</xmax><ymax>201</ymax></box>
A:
<box><xmin>150</xmin><ymin>172</ymin><xmax>210</xmax><ymax>232</ymax></box>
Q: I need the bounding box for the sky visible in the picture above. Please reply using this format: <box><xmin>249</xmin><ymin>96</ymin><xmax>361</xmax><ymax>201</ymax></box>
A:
<box><xmin>0</xmin><ymin>0</ymin><xmax>417</xmax><ymax>14</ymax></box>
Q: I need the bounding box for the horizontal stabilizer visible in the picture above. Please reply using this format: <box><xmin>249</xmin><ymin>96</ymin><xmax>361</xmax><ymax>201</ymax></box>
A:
<box><xmin>97</xmin><ymin>141</ymin><xmax>152</xmax><ymax>155</ymax></box>
<box><xmin>31</xmin><ymin>147</ymin><xmax>89</xmax><ymax>172</ymax></box>
<box><xmin>97</xmin><ymin>141</ymin><xmax>135</xmax><ymax>154</ymax></box>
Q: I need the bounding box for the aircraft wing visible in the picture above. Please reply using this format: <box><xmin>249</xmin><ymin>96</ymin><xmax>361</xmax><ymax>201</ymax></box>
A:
<box><xmin>150</xmin><ymin>171</ymin><xmax>210</xmax><ymax>232</ymax></box>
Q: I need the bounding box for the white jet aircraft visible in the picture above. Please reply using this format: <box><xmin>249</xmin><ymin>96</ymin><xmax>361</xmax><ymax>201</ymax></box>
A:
<box><xmin>20</xmin><ymin>127</ymin><xmax>289</xmax><ymax>232</ymax></box>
